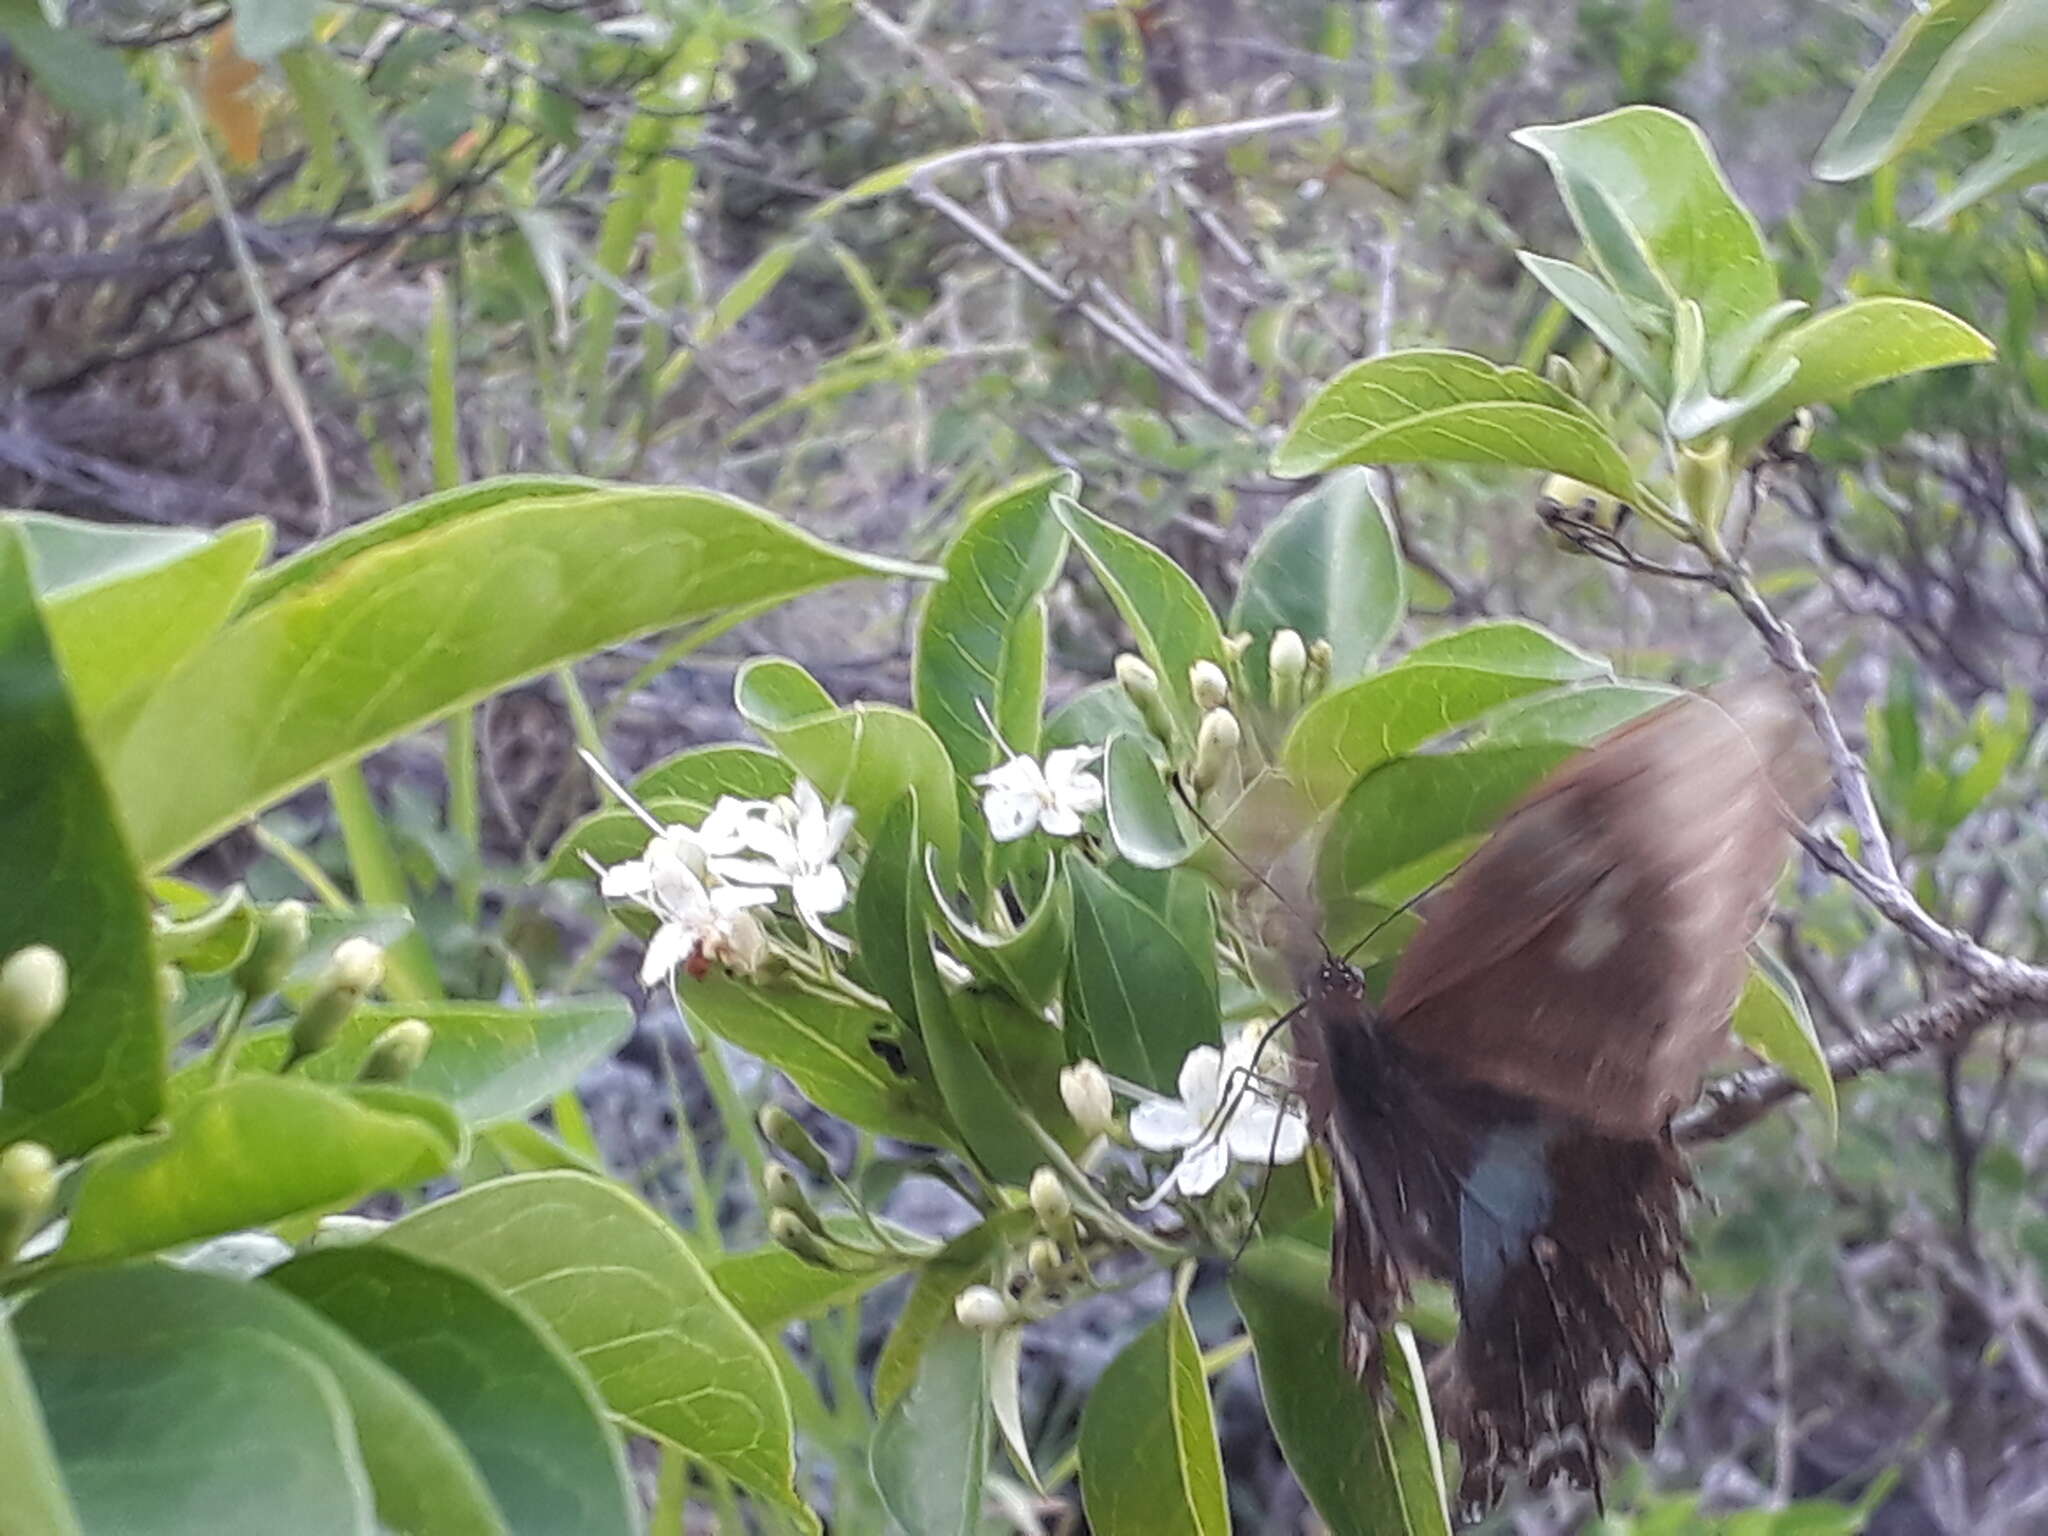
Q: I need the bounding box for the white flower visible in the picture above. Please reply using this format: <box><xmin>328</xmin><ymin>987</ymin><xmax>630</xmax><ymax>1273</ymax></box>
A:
<box><xmin>637</xmin><ymin>869</ymin><xmax>776</xmax><ymax>986</ymax></box>
<box><xmin>974</xmin><ymin>746</ymin><xmax>1104</xmax><ymax>842</ymax></box>
<box><xmin>1128</xmin><ymin>1025</ymin><xmax>1308</xmax><ymax>1205</ymax></box>
<box><xmin>708</xmin><ymin>779</ymin><xmax>856</xmax><ymax>928</ymax></box>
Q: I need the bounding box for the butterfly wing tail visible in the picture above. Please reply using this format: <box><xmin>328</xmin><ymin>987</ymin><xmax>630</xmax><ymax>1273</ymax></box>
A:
<box><xmin>1437</xmin><ymin>1128</ymin><xmax>1688</xmax><ymax>1512</ymax></box>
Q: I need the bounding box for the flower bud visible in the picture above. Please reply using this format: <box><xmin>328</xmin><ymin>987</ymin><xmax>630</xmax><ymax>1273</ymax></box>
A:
<box><xmin>768</xmin><ymin>1208</ymin><xmax>838</xmax><ymax>1269</ymax></box>
<box><xmin>1542</xmin><ymin>353</ymin><xmax>1582</xmax><ymax>397</ymax></box>
<box><xmin>156</xmin><ymin>965</ymin><xmax>185</xmax><ymax>1016</ymax></box>
<box><xmin>1305</xmin><ymin>639</ymin><xmax>1335</xmax><ymax>699</ymax></box>
<box><xmin>285</xmin><ymin>939</ymin><xmax>384</xmax><ymax>1068</ymax></box>
<box><xmin>358</xmin><ymin>1018</ymin><xmax>432</xmax><ymax>1084</ymax></box>
<box><xmin>1268</xmin><ymin>629</ymin><xmax>1308</xmax><ymax>717</ymax></box>
<box><xmin>1224</xmin><ymin>631</ymin><xmax>1252</xmax><ymax>663</ymax></box>
<box><xmin>0</xmin><ymin>1141</ymin><xmax>56</xmax><ymax>1263</ymax></box>
<box><xmin>762</xmin><ymin>1162</ymin><xmax>825</xmax><ymax>1234</ymax></box>
<box><xmin>0</xmin><ymin>945</ymin><xmax>66</xmax><ymax>1073</ymax></box>
<box><xmin>1058</xmin><ymin>1060</ymin><xmax>1115</xmax><ymax>1139</ymax></box>
<box><xmin>1189</xmin><ymin>659</ymin><xmax>1229</xmax><ymax>711</ymax></box>
<box><xmin>1029</xmin><ymin>1166</ymin><xmax>1077</xmax><ymax>1248</ymax></box>
<box><xmin>758</xmin><ymin>1104</ymin><xmax>833</xmax><ymax>1180</ymax></box>
<box><xmin>954</xmin><ymin>1283</ymin><xmax>1011</xmax><ymax>1331</ymax></box>
<box><xmin>1027</xmin><ymin>1237</ymin><xmax>1064</xmax><ymax>1286</ymax></box>
<box><xmin>235</xmin><ymin>899</ymin><xmax>309</xmax><ymax>1001</ymax></box>
<box><xmin>1115</xmin><ymin>653</ymin><xmax>1176</xmax><ymax>744</ymax></box>
<box><xmin>1189</xmin><ymin>708</ymin><xmax>1242</xmax><ymax>795</ymax></box>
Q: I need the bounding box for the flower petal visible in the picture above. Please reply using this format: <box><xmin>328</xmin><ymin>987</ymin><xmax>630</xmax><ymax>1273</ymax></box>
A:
<box><xmin>709</xmin><ymin>882</ymin><xmax>779</xmax><ymax>913</ymax></box>
<box><xmin>1129</xmin><ymin>1098</ymin><xmax>1202</xmax><ymax>1151</ymax></box>
<box><xmin>982</xmin><ymin>788</ymin><xmax>1040</xmax><ymax>842</ymax></box>
<box><xmin>1037</xmin><ymin>803</ymin><xmax>1083</xmax><ymax>838</ymax></box>
<box><xmin>793</xmin><ymin>865</ymin><xmax>849</xmax><ymax>918</ymax></box>
<box><xmin>599</xmin><ymin>858</ymin><xmax>653</xmax><ymax>900</ymax></box>
<box><xmin>639</xmin><ymin>922</ymin><xmax>696</xmax><ymax>986</ymax></box>
<box><xmin>1173</xmin><ymin>1136</ymin><xmax>1232</xmax><ymax>1197</ymax></box>
<box><xmin>708</xmin><ymin>856</ymin><xmax>791</xmax><ymax>889</ymax></box>
<box><xmin>1175</xmin><ymin>1046</ymin><xmax>1224</xmax><ymax>1120</ymax></box>
<box><xmin>1227</xmin><ymin>1099</ymin><xmax>1310</xmax><ymax>1165</ymax></box>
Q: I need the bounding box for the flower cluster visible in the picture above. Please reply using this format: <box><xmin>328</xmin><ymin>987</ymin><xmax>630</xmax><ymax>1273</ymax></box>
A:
<box><xmin>1127</xmin><ymin>1023</ymin><xmax>1309</xmax><ymax>1204</ymax></box>
<box><xmin>584</xmin><ymin>754</ymin><xmax>855</xmax><ymax>985</ymax></box>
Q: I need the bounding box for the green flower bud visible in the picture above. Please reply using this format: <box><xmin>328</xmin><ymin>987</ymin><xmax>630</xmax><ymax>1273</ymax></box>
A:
<box><xmin>1268</xmin><ymin>629</ymin><xmax>1308</xmax><ymax>717</ymax></box>
<box><xmin>1026</xmin><ymin>1237</ymin><xmax>1064</xmax><ymax>1286</ymax></box>
<box><xmin>763</xmin><ymin>1162</ymin><xmax>825</xmax><ymax>1234</ymax></box>
<box><xmin>1190</xmin><ymin>708</ymin><xmax>1242</xmax><ymax>795</ymax></box>
<box><xmin>1305</xmin><ymin>639</ymin><xmax>1335</xmax><ymax>700</ymax></box>
<box><xmin>1224</xmin><ymin>631</ymin><xmax>1253</xmax><ymax>663</ymax></box>
<box><xmin>0</xmin><ymin>945</ymin><xmax>66</xmax><ymax>1073</ymax></box>
<box><xmin>1189</xmin><ymin>659</ymin><xmax>1230</xmax><ymax>712</ymax></box>
<box><xmin>1058</xmin><ymin>1060</ymin><xmax>1115</xmax><ymax>1139</ymax></box>
<box><xmin>285</xmin><ymin>938</ymin><xmax>384</xmax><ymax>1069</ymax></box>
<box><xmin>758</xmin><ymin>1104</ymin><xmax>833</xmax><ymax>1180</ymax></box>
<box><xmin>1029</xmin><ymin>1166</ymin><xmax>1077</xmax><ymax>1248</ymax></box>
<box><xmin>235</xmin><ymin>900</ymin><xmax>309</xmax><ymax>1001</ymax></box>
<box><xmin>953</xmin><ymin>1283</ymin><xmax>1012</xmax><ymax>1331</ymax></box>
<box><xmin>358</xmin><ymin>1018</ymin><xmax>432</xmax><ymax>1084</ymax></box>
<box><xmin>1542</xmin><ymin>353</ymin><xmax>1582</xmax><ymax>397</ymax></box>
<box><xmin>1115</xmin><ymin>653</ymin><xmax>1176</xmax><ymax>744</ymax></box>
<box><xmin>0</xmin><ymin>1141</ymin><xmax>56</xmax><ymax>1264</ymax></box>
<box><xmin>768</xmin><ymin>1208</ymin><xmax>838</xmax><ymax>1269</ymax></box>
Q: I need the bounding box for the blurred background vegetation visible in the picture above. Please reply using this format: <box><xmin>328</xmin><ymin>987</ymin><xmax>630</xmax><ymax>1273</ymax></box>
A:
<box><xmin>4</xmin><ymin>1</ymin><xmax>2047</xmax><ymax>1529</ymax></box>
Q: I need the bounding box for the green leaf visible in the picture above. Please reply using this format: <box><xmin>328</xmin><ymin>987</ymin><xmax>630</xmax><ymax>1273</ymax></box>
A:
<box><xmin>60</xmin><ymin>1078</ymin><xmax>458</xmax><ymax>1265</ymax></box>
<box><xmin>736</xmin><ymin>656</ymin><xmax>961</xmax><ymax>873</ymax></box>
<box><xmin>709</xmin><ymin>1217</ymin><xmax>932</xmax><ymax>1331</ymax></box>
<box><xmin>1052</xmin><ymin>493</ymin><xmax>1228</xmax><ymax>728</ymax></box>
<box><xmin>1230</xmin><ymin>469</ymin><xmax>1405</xmax><ymax>697</ymax></box>
<box><xmin>1230</xmin><ymin>1240</ymin><xmax>1450</xmax><ymax>1536</ymax></box>
<box><xmin>1046</xmin><ymin>679</ymin><xmax>1157</xmax><ymax>754</ymax></box>
<box><xmin>542</xmin><ymin>748</ymin><xmax>798</xmax><ymax>882</ymax></box>
<box><xmin>851</xmin><ymin>791</ymin><xmax>934</xmax><ymax>1030</ymax></box>
<box><xmin>1066</xmin><ymin>857</ymin><xmax>1220</xmax><ymax>1092</ymax></box>
<box><xmin>8</xmin><ymin>514</ymin><xmax>269</xmax><ymax>727</ymax></box>
<box><xmin>0</xmin><ymin>529</ymin><xmax>163</xmax><ymax>1157</ymax></box>
<box><xmin>1515</xmin><ymin>253</ymin><xmax>1665</xmax><ymax>395</ymax></box>
<box><xmin>1731</xmin><ymin>950</ymin><xmax>1838</xmax><ymax>1139</ymax></box>
<box><xmin>1319</xmin><ymin>744</ymin><xmax>1576</xmax><ymax>905</ymax></box>
<box><xmin>926</xmin><ymin>849</ymin><xmax>1073</xmax><ymax>1014</ymax></box>
<box><xmin>1730</xmin><ymin>299</ymin><xmax>1995</xmax><ymax>451</ymax></box>
<box><xmin>1477</xmin><ymin>681</ymin><xmax>1677</xmax><ymax>746</ymax></box>
<box><xmin>170</xmin><ymin>998</ymin><xmax>631</xmax><ymax>1127</ymax></box>
<box><xmin>1512</xmin><ymin>106</ymin><xmax>1777</xmax><ymax>341</ymax></box>
<box><xmin>914</xmin><ymin>472</ymin><xmax>1071</xmax><ymax>779</ymax></box>
<box><xmin>0</xmin><ymin>1310</ymin><xmax>83</xmax><ymax>1536</ymax></box>
<box><xmin>106</xmin><ymin>482</ymin><xmax>933</xmax><ymax>870</ymax></box>
<box><xmin>1917</xmin><ymin>104</ymin><xmax>2048</xmax><ymax>223</ymax></box>
<box><xmin>152</xmin><ymin>879</ymin><xmax>256</xmax><ymax>974</ymax></box>
<box><xmin>18</xmin><ymin>1313</ymin><xmax>376</xmax><ymax>1536</ymax></box>
<box><xmin>1102</xmin><ymin>733</ymin><xmax>1197</xmax><ymax>870</ymax></box>
<box><xmin>382</xmin><ymin>1171</ymin><xmax>811</xmax><ymax>1529</ymax></box>
<box><xmin>682</xmin><ymin>972</ymin><xmax>953</xmax><ymax>1146</ymax></box>
<box><xmin>1282</xmin><ymin>623</ymin><xmax>1608</xmax><ymax>807</ymax></box>
<box><xmin>1078</xmin><ymin>1284</ymin><xmax>1229</xmax><ymax>1536</ymax></box>
<box><xmin>870</xmin><ymin>1323</ymin><xmax>992</xmax><ymax>1536</ymax></box>
<box><xmin>908</xmin><ymin>913</ymin><xmax>1048</xmax><ymax>1186</ymax></box>
<box><xmin>0</xmin><ymin>0</ymin><xmax>138</xmax><ymax>120</ymax></box>
<box><xmin>872</xmin><ymin>1211</ymin><xmax>1032</xmax><ymax>1413</ymax></box>
<box><xmin>1272</xmin><ymin>352</ymin><xmax>1643</xmax><ymax>506</ymax></box>
<box><xmin>271</xmin><ymin>1246</ymin><xmax>637</xmax><ymax>1536</ymax></box>
<box><xmin>232</xmin><ymin>0</ymin><xmax>323</xmax><ymax>59</ymax></box>
<box><xmin>1815</xmin><ymin>0</ymin><xmax>2046</xmax><ymax>180</ymax></box>
<box><xmin>20</xmin><ymin>1263</ymin><xmax>507</xmax><ymax>1536</ymax></box>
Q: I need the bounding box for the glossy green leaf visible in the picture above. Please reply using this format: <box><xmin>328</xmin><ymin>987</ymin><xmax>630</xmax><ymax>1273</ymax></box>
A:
<box><xmin>1103</xmin><ymin>733</ymin><xmax>1197</xmax><ymax>869</ymax></box>
<box><xmin>271</xmin><ymin>1246</ymin><xmax>636</xmax><ymax>1536</ymax></box>
<box><xmin>682</xmin><ymin>972</ymin><xmax>952</xmax><ymax>1146</ymax></box>
<box><xmin>1732</xmin><ymin>949</ymin><xmax>1838</xmax><ymax>1138</ymax></box>
<box><xmin>1515</xmin><ymin>253</ymin><xmax>1665</xmax><ymax>394</ymax></box>
<box><xmin>1513</xmin><ymin>106</ymin><xmax>1776</xmax><ymax>341</ymax></box>
<box><xmin>736</xmin><ymin>656</ymin><xmax>960</xmax><ymax>872</ymax></box>
<box><xmin>0</xmin><ymin>529</ymin><xmax>163</xmax><ymax>1157</ymax></box>
<box><xmin>1230</xmin><ymin>469</ymin><xmax>1405</xmax><ymax>696</ymax></box>
<box><xmin>1078</xmin><ymin>1285</ymin><xmax>1229</xmax><ymax>1536</ymax></box>
<box><xmin>926</xmin><ymin>849</ymin><xmax>1073</xmax><ymax>1014</ymax></box>
<box><xmin>1731</xmin><ymin>299</ymin><xmax>1995</xmax><ymax>451</ymax></box>
<box><xmin>914</xmin><ymin>472</ymin><xmax>1071</xmax><ymax>778</ymax></box>
<box><xmin>1477</xmin><ymin>681</ymin><xmax>1677</xmax><ymax>746</ymax></box>
<box><xmin>9</xmin><ymin>514</ymin><xmax>269</xmax><ymax>726</ymax></box>
<box><xmin>1066</xmin><ymin>857</ymin><xmax>1220</xmax><ymax>1092</ymax></box>
<box><xmin>1046</xmin><ymin>679</ymin><xmax>1157</xmax><ymax>753</ymax></box>
<box><xmin>851</xmin><ymin>791</ymin><xmax>933</xmax><ymax>1031</ymax></box>
<box><xmin>1231</xmin><ymin>1240</ymin><xmax>1450</xmax><ymax>1536</ymax></box>
<box><xmin>1319</xmin><ymin>744</ymin><xmax>1576</xmax><ymax>905</ymax></box>
<box><xmin>1917</xmin><ymin>104</ymin><xmax>2048</xmax><ymax>222</ymax></box>
<box><xmin>1816</xmin><ymin>0</ymin><xmax>2046</xmax><ymax>179</ymax></box>
<box><xmin>171</xmin><ymin>998</ymin><xmax>631</xmax><ymax>1126</ymax></box>
<box><xmin>709</xmin><ymin>1216</ymin><xmax>933</xmax><ymax>1331</ymax></box>
<box><xmin>383</xmin><ymin>1171</ymin><xmax>811</xmax><ymax>1529</ymax></box>
<box><xmin>18</xmin><ymin>1315</ymin><xmax>375</xmax><ymax>1536</ymax></box>
<box><xmin>1283</xmin><ymin>623</ymin><xmax>1608</xmax><ymax>807</ymax></box>
<box><xmin>23</xmin><ymin>1263</ymin><xmax>506</xmax><ymax>1536</ymax></box>
<box><xmin>1273</xmin><ymin>352</ymin><xmax>1643</xmax><ymax>506</ymax></box>
<box><xmin>870</xmin><ymin>1323</ymin><xmax>991</xmax><ymax>1536</ymax></box>
<box><xmin>1053</xmin><ymin>493</ymin><xmax>1228</xmax><ymax>728</ymax></box>
<box><xmin>0</xmin><ymin>1310</ymin><xmax>82</xmax><ymax>1536</ymax></box>
<box><xmin>61</xmin><ymin>1078</ymin><xmax>458</xmax><ymax>1265</ymax></box>
<box><xmin>151</xmin><ymin>879</ymin><xmax>256</xmax><ymax>974</ymax></box>
<box><xmin>107</xmin><ymin>483</ymin><xmax>932</xmax><ymax>869</ymax></box>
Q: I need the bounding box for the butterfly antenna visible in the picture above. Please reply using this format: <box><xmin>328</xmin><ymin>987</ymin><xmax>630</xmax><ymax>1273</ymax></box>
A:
<box><xmin>1334</xmin><ymin>862</ymin><xmax>1462</xmax><ymax>968</ymax></box>
<box><xmin>1169</xmin><ymin>774</ymin><xmax>1333</xmax><ymax>964</ymax></box>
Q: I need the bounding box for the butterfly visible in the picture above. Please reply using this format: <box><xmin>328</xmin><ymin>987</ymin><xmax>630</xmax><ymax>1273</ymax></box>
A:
<box><xmin>1285</xmin><ymin>677</ymin><xmax>1829</xmax><ymax>1515</ymax></box>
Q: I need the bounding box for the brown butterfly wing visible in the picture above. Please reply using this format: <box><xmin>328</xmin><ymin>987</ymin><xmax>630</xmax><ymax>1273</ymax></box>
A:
<box><xmin>1379</xmin><ymin>679</ymin><xmax>1827</xmax><ymax>1139</ymax></box>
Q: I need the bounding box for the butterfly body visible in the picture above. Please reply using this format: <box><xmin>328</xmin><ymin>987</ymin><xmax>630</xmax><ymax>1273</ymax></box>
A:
<box><xmin>1297</xmin><ymin>679</ymin><xmax>1826</xmax><ymax>1514</ymax></box>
